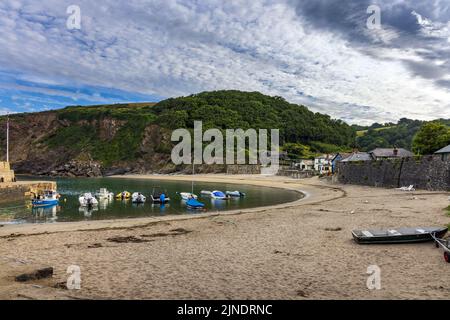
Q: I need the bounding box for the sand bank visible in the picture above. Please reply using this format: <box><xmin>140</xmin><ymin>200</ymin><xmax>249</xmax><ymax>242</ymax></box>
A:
<box><xmin>0</xmin><ymin>175</ymin><xmax>449</xmax><ymax>300</ymax></box>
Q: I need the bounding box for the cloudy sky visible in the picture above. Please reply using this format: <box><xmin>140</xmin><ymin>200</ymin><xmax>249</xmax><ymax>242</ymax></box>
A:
<box><xmin>0</xmin><ymin>0</ymin><xmax>449</xmax><ymax>124</ymax></box>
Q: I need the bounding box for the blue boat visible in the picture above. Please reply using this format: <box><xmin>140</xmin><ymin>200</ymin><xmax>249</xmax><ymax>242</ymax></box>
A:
<box><xmin>186</xmin><ymin>198</ymin><xmax>205</xmax><ymax>210</ymax></box>
<box><xmin>32</xmin><ymin>190</ymin><xmax>60</xmax><ymax>208</ymax></box>
<box><xmin>211</xmin><ymin>190</ymin><xmax>228</xmax><ymax>200</ymax></box>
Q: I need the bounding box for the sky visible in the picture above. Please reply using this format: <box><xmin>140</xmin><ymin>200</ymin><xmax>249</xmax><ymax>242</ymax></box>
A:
<box><xmin>0</xmin><ymin>0</ymin><xmax>449</xmax><ymax>125</ymax></box>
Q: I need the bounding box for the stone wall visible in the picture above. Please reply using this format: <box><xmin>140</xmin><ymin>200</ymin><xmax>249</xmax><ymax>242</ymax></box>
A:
<box><xmin>277</xmin><ymin>169</ymin><xmax>315</xmax><ymax>179</ymax></box>
<box><xmin>337</xmin><ymin>156</ymin><xmax>450</xmax><ymax>191</ymax></box>
<box><xmin>0</xmin><ymin>161</ymin><xmax>15</xmax><ymax>183</ymax></box>
<box><xmin>0</xmin><ymin>181</ymin><xmax>57</xmax><ymax>203</ymax></box>
<box><xmin>226</xmin><ymin>165</ymin><xmax>261</xmax><ymax>175</ymax></box>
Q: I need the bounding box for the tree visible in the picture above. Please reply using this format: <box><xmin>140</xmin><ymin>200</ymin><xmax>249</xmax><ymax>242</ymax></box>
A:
<box><xmin>282</xmin><ymin>143</ymin><xmax>313</xmax><ymax>159</ymax></box>
<box><xmin>412</xmin><ymin>122</ymin><xmax>450</xmax><ymax>155</ymax></box>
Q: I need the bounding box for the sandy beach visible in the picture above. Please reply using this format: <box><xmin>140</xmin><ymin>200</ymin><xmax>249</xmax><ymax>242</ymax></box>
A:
<box><xmin>0</xmin><ymin>174</ymin><xmax>449</xmax><ymax>300</ymax></box>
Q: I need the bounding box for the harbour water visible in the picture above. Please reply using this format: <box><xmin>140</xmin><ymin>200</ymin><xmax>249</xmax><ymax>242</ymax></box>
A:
<box><xmin>0</xmin><ymin>176</ymin><xmax>302</xmax><ymax>224</ymax></box>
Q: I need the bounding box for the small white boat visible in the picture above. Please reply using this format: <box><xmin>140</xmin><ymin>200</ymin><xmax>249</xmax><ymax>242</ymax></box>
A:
<box><xmin>179</xmin><ymin>192</ymin><xmax>198</xmax><ymax>200</ymax></box>
<box><xmin>226</xmin><ymin>190</ymin><xmax>246</xmax><ymax>197</ymax></box>
<box><xmin>201</xmin><ymin>190</ymin><xmax>212</xmax><ymax>196</ymax></box>
<box><xmin>95</xmin><ymin>188</ymin><xmax>114</xmax><ymax>200</ymax></box>
<box><xmin>79</xmin><ymin>193</ymin><xmax>99</xmax><ymax>207</ymax></box>
<box><xmin>132</xmin><ymin>192</ymin><xmax>146</xmax><ymax>203</ymax></box>
<box><xmin>211</xmin><ymin>190</ymin><xmax>228</xmax><ymax>200</ymax></box>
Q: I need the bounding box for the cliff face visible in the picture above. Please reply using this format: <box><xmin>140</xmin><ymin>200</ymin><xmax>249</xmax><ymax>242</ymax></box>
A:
<box><xmin>2</xmin><ymin>109</ymin><xmax>177</xmax><ymax>177</ymax></box>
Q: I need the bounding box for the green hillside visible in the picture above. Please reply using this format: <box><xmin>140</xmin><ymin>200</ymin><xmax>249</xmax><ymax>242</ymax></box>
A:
<box><xmin>355</xmin><ymin>118</ymin><xmax>450</xmax><ymax>152</ymax></box>
<box><xmin>40</xmin><ymin>91</ymin><xmax>356</xmax><ymax>164</ymax></box>
<box><xmin>0</xmin><ymin>91</ymin><xmax>358</xmax><ymax>175</ymax></box>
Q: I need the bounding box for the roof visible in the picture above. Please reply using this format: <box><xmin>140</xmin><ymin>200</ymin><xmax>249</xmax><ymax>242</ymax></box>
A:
<box><xmin>332</xmin><ymin>153</ymin><xmax>352</xmax><ymax>161</ymax></box>
<box><xmin>369</xmin><ymin>148</ymin><xmax>414</xmax><ymax>158</ymax></box>
<box><xmin>316</xmin><ymin>154</ymin><xmax>336</xmax><ymax>160</ymax></box>
<box><xmin>435</xmin><ymin>145</ymin><xmax>450</xmax><ymax>154</ymax></box>
<box><xmin>341</xmin><ymin>152</ymin><xmax>373</xmax><ymax>162</ymax></box>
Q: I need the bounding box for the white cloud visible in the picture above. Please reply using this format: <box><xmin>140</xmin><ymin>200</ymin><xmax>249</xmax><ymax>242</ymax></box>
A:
<box><xmin>0</xmin><ymin>0</ymin><xmax>449</xmax><ymax>124</ymax></box>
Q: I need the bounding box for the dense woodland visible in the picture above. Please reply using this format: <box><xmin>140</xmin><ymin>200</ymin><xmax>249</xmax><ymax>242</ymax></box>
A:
<box><xmin>38</xmin><ymin>90</ymin><xmax>357</xmax><ymax>163</ymax></box>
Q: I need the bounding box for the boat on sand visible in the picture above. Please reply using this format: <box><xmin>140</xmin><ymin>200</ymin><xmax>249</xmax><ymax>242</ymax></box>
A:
<box><xmin>352</xmin><ymin>226</ymin><xmax>448</xmax><ymax>244</ymax></box>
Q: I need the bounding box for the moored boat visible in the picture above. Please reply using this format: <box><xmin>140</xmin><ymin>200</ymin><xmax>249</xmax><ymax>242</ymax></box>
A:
<box><xmin>186</xmin><ymin>198</ymin><xmax>205</xmax><ymax>210</ymax></box>
<box><xmin>150</xmin><ymin>187</ymin><xmax>170</xmax><ymax>204</ymax></box>
<box><xmin>32</xmin><ymin>190</ymin><xmax>60</xmax><ymax>208</ymax></box>
<box><xmin>79</xmin><ymin>193</ymin><xmax>99</xmax><ymax>207</ymax></box>
<box><xmin>201</xmin><ymin>190</ymin><xmax>212</xmax><ymax>196</ymax></box>
<box><xmin>132</xmin><ymin>192</ymin><xmax>146</xmax><ymax>203</ymax></box>
<box><xmin>226</xmin><ymin>190</ymin><xmax>246</xmax><ymax>197</ymax></box>
<box><xmin>352</xmin><ymin>227</ymin><xmax>448</xmax><ymax>244</ymax></box>
<box><xmin>211</xmin><ymin>190</ymin><xmax>228</xmax><ymax>200</ymax></box>
<box><xmin>95</xmin><ymin>188</ymin><xmax>114</xmax><ymax>200</ymax></box>
<box><xmin>116</xmin><ymin>191</ymin><xmax>131</xmax><ymax>200</ymax></box>
<box><xmin>179</xmin><ymin>192</ymin><xmax>198</xmax><ymax>200</ymax></box>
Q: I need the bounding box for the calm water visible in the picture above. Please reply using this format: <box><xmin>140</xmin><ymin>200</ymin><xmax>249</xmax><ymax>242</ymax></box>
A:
<box><xmin>0</xmin><ymin>176</ymin><xmax>301</xmax><ymax>224</ymax></box>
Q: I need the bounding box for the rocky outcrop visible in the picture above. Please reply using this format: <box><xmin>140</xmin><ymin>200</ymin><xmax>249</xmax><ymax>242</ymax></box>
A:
<box><xmin>48</xmin><ymin>160</ymin><xmax>103</xmax><ymax>177</ymax></box>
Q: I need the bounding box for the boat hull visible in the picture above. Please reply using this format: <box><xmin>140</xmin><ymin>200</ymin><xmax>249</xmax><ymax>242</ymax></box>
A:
<box><xmin>32</xmin><ymin>199</ymin><xmax>59</xmax><ymax>208</ymax></box>
<box><xmin>352</xmin><ymin>227</ymin><xmax>448</xmax><ymax>244</ymax></box>
<box><xmin>226</xmin><ymin>191</ymin><xmax>245</xmax><ymax>197</ymax></box>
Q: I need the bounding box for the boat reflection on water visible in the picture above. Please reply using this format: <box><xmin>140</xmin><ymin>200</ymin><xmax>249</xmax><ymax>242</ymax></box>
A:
<box><xmin>32</xmin><ymin>204</ymin><xmax>60</xmax><ymax>223</ymax></box>
<box><xmin>98</xmin><ymin>198</ymin><xmax>113</xmax><ymax>210</ymax></box>
<box><xmin>79</xmin><ymin>197</ymin><xmax>113</xmax><ymax>217</ymax></box>
<box><xmin>210</xmin><ymin>198</ymin><xmax>227</xmax><ymax>210</ymax></box>
<box><xmin>152</xmin><ymin>203</ymin><xmax>169</xmax><ymax>214</ymax></box>
<box><xmin>78</xmin><ymin>205</ymin><xmax>99</xmax><ymax>218</ymax></box>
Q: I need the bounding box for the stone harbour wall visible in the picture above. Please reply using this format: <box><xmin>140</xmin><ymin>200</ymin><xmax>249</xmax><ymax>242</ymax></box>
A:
<box><xmin>337</xmin><ymin>156</ymin><xmax>450</xmax><ymax>191</ymax></box>
<box><xmin>0</xmin><ymin>181</ymin><xmax>57</xmax><ymax>203</ymax></box>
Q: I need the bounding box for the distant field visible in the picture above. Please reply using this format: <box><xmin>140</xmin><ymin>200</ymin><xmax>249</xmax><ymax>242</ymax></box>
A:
<box><xmin>356</xmin><ymin>126</ymin><xmax>397</xmax><ymax>137</ymax></box>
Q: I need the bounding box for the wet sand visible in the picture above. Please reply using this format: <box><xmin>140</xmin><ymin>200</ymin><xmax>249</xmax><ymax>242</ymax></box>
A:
<box><xmin>0</xmin><ymin>175</ymin><xmax>449</xmax><ymax>300</ymax></box>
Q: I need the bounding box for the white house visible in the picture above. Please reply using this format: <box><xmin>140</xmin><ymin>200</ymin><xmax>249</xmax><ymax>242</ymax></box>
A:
<box><xmin>294</xmin><ymin>159</ymin><xmax>314</xmax><ymax>171</ymax></box>
<box><xmin>314</xmin><ymin>154</ymin><xmax>335</xmax><ymax>174</ymax></box>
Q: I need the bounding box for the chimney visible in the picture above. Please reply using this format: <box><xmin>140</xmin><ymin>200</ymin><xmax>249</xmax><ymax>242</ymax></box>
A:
<box><xmin>393</xmin><ymin>148</ymin><xmax>398</xmax><ymax>156</ymax></box>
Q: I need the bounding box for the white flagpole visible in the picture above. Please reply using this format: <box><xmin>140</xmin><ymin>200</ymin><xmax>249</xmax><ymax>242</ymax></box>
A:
<box><xmin>6</xmin><ymin>113</ymin><xmax>9</xmax><ymax>163</ymax></box>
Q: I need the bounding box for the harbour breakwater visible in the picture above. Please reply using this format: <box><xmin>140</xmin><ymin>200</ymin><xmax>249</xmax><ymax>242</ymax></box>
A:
<box><xmin>0</xmin><ymin>181</ymin><xmax>57</xmax><ymax>203</ymax></box>
<box><xmin>337</xmin><ymin>156</ymin><xmax>450</xmax><ymax>191</ymax></box>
